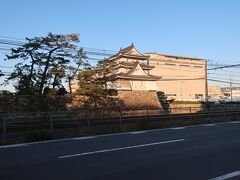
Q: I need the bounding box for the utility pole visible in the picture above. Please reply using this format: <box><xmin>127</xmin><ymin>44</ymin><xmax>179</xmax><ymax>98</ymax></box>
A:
<box><xmin>205</xmin><ymin>61</ymin><xmax>208</xmax><ymax>102</ymax></box>
<box><xmin>230</xmin><ymin>74</ymin><xmax>233</xmax><ymax>102</ymax></box>
<box><xmin>180</xmin><ymin>80</ymin><xmax>183</xmax><ymax>101</ymax></box>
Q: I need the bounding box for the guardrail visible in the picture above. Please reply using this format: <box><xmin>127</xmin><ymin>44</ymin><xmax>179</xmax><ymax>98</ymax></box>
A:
<box><xmin>1</xmin><ymin>107</ymin><xmax>240</xmax><ymax>144</ymax></box>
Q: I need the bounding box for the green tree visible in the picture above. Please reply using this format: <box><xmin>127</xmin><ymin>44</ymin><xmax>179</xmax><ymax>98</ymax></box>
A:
<box><xmin>76</xmin><ymin>59</ymin><xmax>117</xmax><ymax>108</ymax></box>
<box><xmin>95</xmin><ymin>59</ymin><xmax>111</xmax><ymax>89</ymax></box>
<box><xmin>5</xmin><ymin>33</ymin><xmax>85</xmax><ymax>95</ymax></box>
<box><xmin>157</xmin><ymin>91</ymin><xmax>170</xmax><ymax>113</ymax></box>
<box><xmin>77</xmin><ymin>68</ymin><xmax>104</xmax><ymax>107</ymax></box>
<box><xmin>0</xmin><ymin>70</ymin><xmax>4</xmax><ymax>77</ymax></box>
<box><xmin>65</xmin><ymin>48</ymin><xmax>88</xmax><ymax>94</ymax></box>
<box><xmin>0</xmin><ymin>90</ymin><xmax>13</xmax><ymax>96</ymax></box>
<box><xmin>14</xmin><ymin>74</ymin><xmax>36</xmax><ymax>95</ymax></box>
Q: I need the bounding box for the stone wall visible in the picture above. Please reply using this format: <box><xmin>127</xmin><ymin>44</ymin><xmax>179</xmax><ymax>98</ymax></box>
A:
<box><xmin>0</xmin><ymin>95</ymin><xmax>72</xmax><ymax>113</ymax></box>
<box><xmin>170</xmin><ymin>103</ymin><xmax>203</xmax><ymax>113</ymax></box>
<box><xmin>66</xmin><ymin>95</ymin><xmax>85</xmax><ymax>109</ymax></box>
<box><xmin>2</xmin><ymin>93</ymin><xmax>240</xmax><ymax>113</ymax></box>
<box><xmin>66</xmin><ymin>91</ymin><xmax>162</xmax><ymax>110</ymax></box>
<box><xmin>117</xmin><ymin>90</ymin><xmax>161</xmax><ymax>109</ymax></box>
<box><xmin>170</xmin><ymin>102</ymin><xmax>240</xmax><ymax>113</ymax></box>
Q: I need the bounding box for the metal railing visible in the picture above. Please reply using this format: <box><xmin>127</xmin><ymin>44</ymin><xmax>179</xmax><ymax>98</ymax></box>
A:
<box><xmin>1</xmin><ymin>107</ymin><xmax>240</xmax><ymax>144</ymax></box>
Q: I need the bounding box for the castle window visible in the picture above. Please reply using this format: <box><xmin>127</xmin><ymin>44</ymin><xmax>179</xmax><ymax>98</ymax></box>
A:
<box><xmin>180</xmin><ymin>64</ymin><xmax>190</xmax><ymax>67</ymax></box>
<box><xmin>193</xmin><ymin>65</ymin><xmax>203</xmax><ymax>68</ymax></box>
<box><xmin>166</xmin><ymin>94</ymin><xmax>176</xmax><ymax>96</ymax></box>
<box><xmin>195</xmin><ymin>94</ymin><xmax>203</xmax><ymax>99</ymax></box>
<box><xmin>165</xmin><ymin>63</ymin><xmax>175</xmax><ymax>66</ymax></box>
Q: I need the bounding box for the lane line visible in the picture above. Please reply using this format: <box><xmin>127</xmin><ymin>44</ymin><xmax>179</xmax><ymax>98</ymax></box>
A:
<box><xmin>229</xmin><ymin>121</ymin><xmax>240</xmax><ymax>124</ymax></box>
<box><xmin>128</xmin><ymin>131</ymin><xmax>146</xmax><ymax>134</ymax></box>
<box><xmin>171</xmin><ymin>127</ymin><xmax>186</xmax><ymax>130</ymax></box>
<box><xmin>72</xmin><ymin>137</ymin><xmax>95</xmax><ymax>140</ymax></box>
<box><xmin>204</xmin><ymin>124</ymin><xmax>216</xmax><ymax>127</ymax></box>
<box><xmin>209</xmin><ymin>170</ymin><xmax>240</xmax><ymax>180</ymax></box>
<box><xmin>59</xmin><ymin>139</ymin><xmax>185</xmax><ymax>159</ymax></box>
<box><xmin>0</xmin><ymin>144</ymin><xmax>30</xmax><ymax>149</ymax></box>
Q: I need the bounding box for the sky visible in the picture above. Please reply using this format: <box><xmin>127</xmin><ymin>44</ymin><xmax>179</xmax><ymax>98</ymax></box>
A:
<box><xmin>1</xmin><ymin>0</ymin><xmax>240</xmax><ymax>91</ymax></box>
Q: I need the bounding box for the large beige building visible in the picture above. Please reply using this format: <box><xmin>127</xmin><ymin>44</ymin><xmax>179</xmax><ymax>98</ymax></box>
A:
<box><xmin>70</xmin><ymin>44</ymin><xmax>207</xmax><ymax>102</ymax></box>
<box><xmin>208</xmin><ymin>86</ymin><xmax>222</xmax><ymax>99</ymax></box>
<box><xmin>107</xmin><ymin>44</ymin><xmax>207</xmax><ymax>101</ymax></box>
<box><xmin>221</xmin><ymin>87</ymin><xmax>240</xmax><ymax>99</ymax></box>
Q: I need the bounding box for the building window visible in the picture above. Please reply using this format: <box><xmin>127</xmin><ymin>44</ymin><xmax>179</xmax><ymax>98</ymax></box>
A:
<box><xmin>193</xmin><ymin>65</ymin><xmax>203</xmax><ymax>68</ymax></box>
<box><xmin>180</xmin><ymin>64</ymin><xmax>190</xmax><ymax>67</ymax></box>
<box><xmin>195</xmin><ymin>94</ymin><xmax>203</xmax><ymax>100</ymax></box>
<box><xmin>166</xmin><ymin>94</ymin><xmax>176</xmax><ymax>96</ymax></box>
<box><xmin>165</xmin><ymin>63</ymin><xmax>176</xmax><ymax>66</ymax></box>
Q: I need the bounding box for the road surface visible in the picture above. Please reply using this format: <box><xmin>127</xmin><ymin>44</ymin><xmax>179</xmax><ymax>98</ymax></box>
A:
<box><xmin>1</xmin><ymin>121</ymin><xmax>240</xmax><ymax>180</ymax></box>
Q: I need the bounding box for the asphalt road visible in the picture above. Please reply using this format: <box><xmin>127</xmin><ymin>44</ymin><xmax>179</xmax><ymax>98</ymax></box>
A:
<box><xmin>1</xmin><ymin>121</ymin><xmax>240</xmax><ymax>180</ymax></box>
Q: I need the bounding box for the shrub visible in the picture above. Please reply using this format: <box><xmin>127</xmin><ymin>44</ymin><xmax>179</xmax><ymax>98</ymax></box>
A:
<box><xmin>24</xmin><ymin>131</ymin><xmax>52</xmax><ymax>142</ymax></box>
<box><xmin>156</xmin><ymin>91</ymin><xmax>170</xmax><ymax>113</ymax></box>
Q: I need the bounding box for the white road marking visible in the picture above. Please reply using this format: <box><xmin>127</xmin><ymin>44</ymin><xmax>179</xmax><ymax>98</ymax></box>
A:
<box><xmin>72</xmin><ymin>136</ymin><xmax>95</xmax><ymax>140</ymax></box>
<box><xmin>171</xmin><ymin>127</ymin><xmax>186</xmax><ymax>130</ymax></box>
<box><xmin>204</xmin><ymin>124</ymin><xmax>216</xmax><ymax>126</ymax></box>
<box><xmin>229</xmin><ymin>121</ymin><xmax>240</xmax><ymax>124</ymax></box>
<box><xmin>128</xmin><ymin>131</ymin><xmax>146</xmax><ymax>134</ymax></box>
<box><xmin>59</xmin><ymin>139</ymin><xmax>185</xmax><ymax>159</ymax></box>
<box><xmin>209</xmin><ymin>170</ymin><xmax>240</xmax><ymax>180</ymax></box>
<box><xmin>0</xmin><ymin>144</ymin><xmax>29</xmax><ymax>149</ymax></box>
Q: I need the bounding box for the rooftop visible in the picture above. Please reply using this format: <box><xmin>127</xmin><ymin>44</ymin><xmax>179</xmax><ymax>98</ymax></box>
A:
<box><xmin>145</xmin><ymin>52</ymin><xmax>206</xmax><ymax>61</ymax></box>
<box><xmin>108</xmin><ymin>44</ymin><xmax>149</xmax><ymax>60</ymax></box>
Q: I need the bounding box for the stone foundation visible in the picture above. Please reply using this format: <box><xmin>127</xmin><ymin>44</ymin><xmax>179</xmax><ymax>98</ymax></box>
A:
<box><xmin>117</xmin><ymin>90</ymin><xmax>161</xmax><ymax>109</ymax></box>
<box><xmin>0</xmin><ymin>95</ymin><xmax>72</xmax><ymax>113</ymax></box>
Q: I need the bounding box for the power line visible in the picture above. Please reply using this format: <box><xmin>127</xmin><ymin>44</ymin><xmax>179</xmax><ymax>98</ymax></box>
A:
<box><xmin>0</xmin><ymin>48</ymin><xmax>11</xmax><ymax>51</ymax></box>
<box><xmin>0</xmin><ymin>35</ymin><xmax>25</xmax><ymax>41</ymax></box>
<box><xmin>1</xmin><ymin>35</ymin><xmax>240</xmax><ymax>66</ymax></box>
<box><xmin>0</xmin><ymin>37</ymin><xmax>117</xmax><ymax>55</ymax></box>
<box><xmin>208</xmin><ymin>64</ymin><xmax>240</xmax><ymax>70</ymax></box>
<box><xmin>208</xmin><ymin>78</ymin><xmax>240</xmax><ymax>85</ymax></box>
<box><xmin>208</xmin><ymin>76</ymin><xmax>240</xmax><ymax>82</ymax></box>
<box><xmin>0</xmin><ymin>66</ymin><xmax>14</xmax><ymax>69</ymax></box>
<box><xmin>208</xmin><ymin>72</ymin><xmax>240</xmax><ymax>76</ymax></box>
<box><xmin>1</xmin><ymin>35</ymin><xmax>240</xmax><ymax>70</ymax></box>
<box><xmin>1</xmin><ymin>35</ymin><xmax>240</xmax><ymax>78</ymax></box>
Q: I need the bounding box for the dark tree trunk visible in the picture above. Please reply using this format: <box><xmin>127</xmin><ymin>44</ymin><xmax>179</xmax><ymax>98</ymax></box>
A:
<box><xmin>52</xmin><ymin>74</ymin><xmax>58</xmax><ymax>90</ymax></box>
<box><xmin>68</xmin><ymin>77</ymin><xmax>72</xmax><ymax>94</ymax></box>
<box><xmin>39</xmin><ymin>47</ymin><xmax>59</xmax><ymax>95</ymax></box>
<box><xmin>28</xmin><ymin>51</ymin><xmax>35</xmax><ymax>92</ymax></box>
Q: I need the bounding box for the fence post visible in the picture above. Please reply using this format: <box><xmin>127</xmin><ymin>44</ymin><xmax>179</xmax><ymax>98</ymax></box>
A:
<box><xmin>147</xmin><ymin>108</ymin><xmax>149</xmax><ymax>120</ymax></box>
<box><xmin>238</xmin><ymin>111</ymin><xmax>240</xmax><ymax>121</ymax></box>
<box><xmin>168</xmin><ymin>107</ymin><xmax>172</xmax><ymax>121</ymax></box>
<box><xmin>119</xmin><ymin>110</ymin><xmax>122</xmax><ymax>126</ymax></box>
<box><xmin>102</xmin><ymin>109</ymin><xmax>105</xmax><ymax>119</ymax></box>
<box><xmin>190</xmin><ymin>112</ymin><xmax>193</xmax><ymax>122</ymax></box>
<box><xmin>88</xmin><ymin>119</ymin><xmax>91</xmax><ymax>129</ymax></box>
<box><xmin>50</xmin><ymin>112</ymin><xmax>53</xmax><ymax>133</ymax></box>
<box><xmin>3</xmin><ymin>113</ymin><xmax>6</xmax><ymax>143</ymax></box>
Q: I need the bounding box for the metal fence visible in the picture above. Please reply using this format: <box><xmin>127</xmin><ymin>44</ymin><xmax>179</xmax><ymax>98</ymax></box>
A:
<box><xmin>1</xmin><ymin>106</ymin><xmax>240</xmax><ymax>144</ymax></box>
